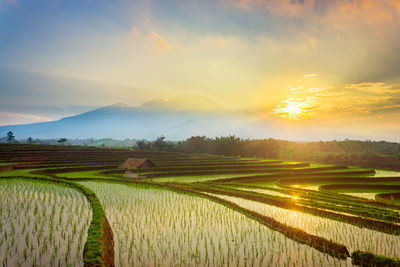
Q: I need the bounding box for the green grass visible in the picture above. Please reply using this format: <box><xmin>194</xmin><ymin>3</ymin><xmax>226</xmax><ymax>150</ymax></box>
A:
<box><xmin>151</xmin><ymin>172</ymin><xmax>282</xmax><ymax>183</ymax></box>
<box><xmin>329</xmin><ymin>188</ymin><xmax>400</xmax><ymax>193</ymax></box>
<box><xmin>0</xmin><ymin>168</ymin><xmax>50</xmax><ymax>178</ymax></box>
<box><xmin>0</xmin><ymin>162</ymin><xmax>17</xmax><ymax>167</ymax></box>
<box><xmin>57</xmin><ymin>170</ymin><xmax>108</xmax><ymax>179</ymax></box>
<box><xmin>311</xmin><ymin>168</ymin><xmax>371</xmax><ymax>173</ymax></box>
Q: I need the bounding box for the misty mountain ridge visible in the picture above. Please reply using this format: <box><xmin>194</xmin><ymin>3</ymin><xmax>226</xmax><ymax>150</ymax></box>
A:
<box><xmin>0</xmin><ymin>94</ymin><xmax>257</xmax><ymax>140</ymax></box>
<box><xmin>103</xmin><ymin>94</ymin><xmax>225</xmax><ymax>112</ymax></box>
<box><xmin>138</xmin><ymin>94</ymin><xmax>225</xmax><ymax>112</ymax></box>
<box><xmin>1</xmin><ymin>93</ymin><xmax>393</xmax><ymax>141</ymax></box>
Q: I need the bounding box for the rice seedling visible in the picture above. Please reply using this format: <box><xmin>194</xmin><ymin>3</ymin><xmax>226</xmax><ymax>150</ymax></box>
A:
<box><xmin>81</xmin><ymin>181</ymin><xmax>353</xmax><ymax>266</ymax></box>
<box><xmin>208</xmin><ymin>193</ymin><xmax>400</xmax><ymax>259</ymax></box>
<box><xmin>341</xmin><ymin>192</ymin><xmax>377</xmax><ymax>200</ymax></box>
<box><xmin>0</xmin><ymin>178</ymin><xmax>92</xmax><ymax>267</ymax></box>
<box><xmin>374</xmin><ymin>170</ymin><xmax>400</xmax><ymax>177</ymax></box>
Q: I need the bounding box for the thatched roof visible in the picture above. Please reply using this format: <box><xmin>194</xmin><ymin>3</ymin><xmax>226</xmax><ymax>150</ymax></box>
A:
<box><xmin>119</xmin><ymin>158</ymin><xmax>156</xmax><ymax>169</ymax></box>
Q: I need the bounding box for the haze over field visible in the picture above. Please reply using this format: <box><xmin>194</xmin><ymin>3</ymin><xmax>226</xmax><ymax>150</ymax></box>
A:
<box><xmin>1</xmin><ymin>0</ymin><xmax>399</xmax><ymax>141</ymax></box>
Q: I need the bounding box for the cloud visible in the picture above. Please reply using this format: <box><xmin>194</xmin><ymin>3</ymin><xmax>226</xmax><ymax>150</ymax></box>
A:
<box><xmin>6</xmin><ymin>0</ymin><xmax>17</xmax><ymax>4</ymax></box>
<box><xmin>223</xmin><ymin>0</ymin><xmax>400</xmax><ymax>39</ymax></box>
<box><xmin>0</xmin><ymin>112</ymin><xmax>50</xmax><ymax>126</ymax></box>
<box><xmin>201</xmin><ymin>36</ymin><xmax>233</xmax><ymax>48</ymax></box>
<box><xmin>304</xmin><ymin>73</ymin><xmax>317</xmax><ymax>78</ymax></box>
<box><xmin>147</xmin><ymin>31</ymin><xmax>171</xmax><ymax>52</ymax></box>
<box><xmin>345</xmin><ymin>82</ymin><xmax>400</xmax><ymax>94</ymax></box>
<box><xmin>289</xmin><ymin>86</ymin><xmax>304</xmax><ymax>92</ymax></box>
<box><xmin>2</xmin><ymin>0</ymin><xmax>18</xmax><ymax>6</ymax></box>
<box><xmin>271</xmin><ymin>80</ymin><xmax>400</xmax><ymax>123</ymax></box>
<box><xmin>130</xmin><ymin>27</ymin><xmax>171</xmax><ymax>52</ymax></box>
<box><xmin>221</xmin><ymin>0</ymin><xmax>400</xmax><ymax>83</ymax></box>
<box><xmin>225</xmin><ymin>0</ymin><xmax>400</xmax><ymax>20</ymax></box>
<box><xmin>0</xmin><ymin>0</ymin><xmax>19</xmax><ymax>9</ymax></box>
<box><xmin>224</xmin><ymin>0</ymin><xmax>312</xmax><ymax>16</ymax></box>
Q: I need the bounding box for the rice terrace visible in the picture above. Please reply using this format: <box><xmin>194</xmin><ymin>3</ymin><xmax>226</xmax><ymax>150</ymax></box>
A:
<box><xmin>0</xmin><ymin>142</ymin><xmax>400</xmax><ymax>266</ymax></box>
<box><xmin>2</xmin><ymin>0</ymin><xmax>400</xmax><ymax>266</ymax></box>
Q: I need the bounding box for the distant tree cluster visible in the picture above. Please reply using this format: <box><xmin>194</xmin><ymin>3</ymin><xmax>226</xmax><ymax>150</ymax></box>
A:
<box><xmin>6</xmin><ymin>131</ymin><xmax>15</xmax><ymax>143</ymax></box>
<box><xmin>178</xmin><ymin>136</ymin><xmax>280</xmax><ymax>158</ymax></box>
<box><xmin>133</xmin><ymin>136</ymin><xmax>400</xmax><ymax>169</ymax></box>
<box><xmin>135</xmin><ymin>136</ymin><xmax>179</xmax><ymax>152</ymax></box>
<box><xmin>57</xmin><ymin>138</ymin><xmax>68</xmax><ymax>145</ymax></box>
<box><xmin>134</xmin><ymin>135</ymin><xmax>280</xmax><ymax>158</ymax></box>
<box><xmin>2</xmin><ymin>131</ymin><xmax>399</xmax><ymax>168</ymax></box>
<box><xmin>278</xmin><ymin>139</ymin><xmax>400</xmax><ymax>162</ymax></box>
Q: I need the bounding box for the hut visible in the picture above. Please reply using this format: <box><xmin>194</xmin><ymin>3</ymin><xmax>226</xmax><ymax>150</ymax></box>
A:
<box><xmin>119</xmin><ymin>158</ymin><xmax>156</xmax><ymax>178</ymax></box>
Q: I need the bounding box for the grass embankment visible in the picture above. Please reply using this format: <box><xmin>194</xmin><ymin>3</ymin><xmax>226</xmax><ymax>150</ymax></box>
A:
<box><xmin>212</xmin><ymin>169</ymin><xmax>375</xmax><ymax>184</ymax></box>
<box><xmin>278</xmin><ymin>176</ymin><xmax>400</xmax><ymax>186</ymax></box>
<box><xmin>321</xmin><ymin>184</ymin><xmax>400</xmax><ymax>191</ymax></box>
<box><xmin>376</xmin><ymin>192</ymin><xmax>400</xmax><ymax>205</ymax></box>
<box><xmin>351</xmin><ymin>251</ymin><xmax>400</xmax><ymax>267</ymax></box>
<box><xmin>139</xmin><ymin>162</ymin><xmax>308</xmax><ymax>172</ymax></box>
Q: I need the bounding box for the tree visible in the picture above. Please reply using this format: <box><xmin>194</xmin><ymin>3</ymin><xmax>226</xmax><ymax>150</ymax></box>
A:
<box><xmin>214</xmin><ymin>135</ymin><xmax>243</xmax><ymax>156</ymax></box>
<box><xmin>6</xmin><ymin>131</ymin><xmax>15</xmax><ymax>143</ymax></box>
<box><xmin>179</xmin><ymin>136</ymin><xmax>214</xmax><ymax>154</ymax></box>
<box><xmin>152</xmin><ymin>136</ymin><xmax>167</xmax><ymax>151</ymax></box>
<box><xmin>27</xmin><ymin>137</ymin><xmax>34</xmax><ymax>144</ymax></box>
<box><xmin>135</xmin><ymin>140</ymin><xmax>151</xmax><ymax>150</ymax></box>
<box><xmin>57</xmin><ymin>138</ymin><xmax>68</xmax><ymax>145</ymax></box>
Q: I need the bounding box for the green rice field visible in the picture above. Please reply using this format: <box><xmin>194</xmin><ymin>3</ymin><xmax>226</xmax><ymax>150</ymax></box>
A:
<box><xmin>1</xmin><ymin>143</ymin><xmax>400</xmax><ymax>266</ymax></box>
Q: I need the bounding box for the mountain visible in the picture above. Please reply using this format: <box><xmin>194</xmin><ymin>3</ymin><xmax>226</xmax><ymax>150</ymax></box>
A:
<box><xmin>139</xmin><ymin>94</ymin><xmax>225</xmax><ymax>112</ymax></box>
<box><xmin>0</xmin><ymin>94</ymin><xmax>254</xmax><ymax>140</ymax></box>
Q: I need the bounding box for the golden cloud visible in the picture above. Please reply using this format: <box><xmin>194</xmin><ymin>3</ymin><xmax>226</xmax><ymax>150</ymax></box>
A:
<box><xmin>148</xmin><ymin>31</ymin><xmax>171</xmax><ymax>52</ymax></box>
<box><xmin>304</xmin><ymin>73</ymin><xmax>317</xmax><ymax>78</ymax></box>
<box><xmin>0</xmin><ymin>111</ymin><xmax>50</xmax><ymax>126</ymax></box>
<box><xmin>271</xmin><ymin>81</ymin><xmax>400</xmax><ymax>122</ymax></box>
<box><xmin>345</xmin><ymin>82</ymin><xmax>400</xmax><ymax>94</ymax></box>
<box><xmin>129</xmin><ymin>27</ymin><xmax>171</xmax><ymax>53</ymax></box>
<box><xmin>225</xmin><ymin>0</ymin><xmax>400</xmax><ymax>34</ymax></box>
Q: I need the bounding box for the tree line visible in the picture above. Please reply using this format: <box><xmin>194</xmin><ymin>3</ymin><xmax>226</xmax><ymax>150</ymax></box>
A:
<box><xmin>135</xmin><ymin>135</ymin><xmax>280</xmax><ymax>158</ymax></box>
<box><xmin>134</xmin><ymin>135</ymin><xmax>400</xmax><ymax>162</ymax></box>
<box><xmin>3</xmin><ymin>131</ymin><xmax>400</xmax><ymax>164</ymax></box>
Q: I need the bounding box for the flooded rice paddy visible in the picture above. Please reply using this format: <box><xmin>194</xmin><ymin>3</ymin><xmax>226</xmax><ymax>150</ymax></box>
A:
<box><xmin>0</xmin><ymin>179</ymin><xmax>91</xmax><ymax>267</ymax></box>
<box><xmin>81</xmin><ymin>181</ymin><xmax>352</xmax><ymax>267</ymax></box>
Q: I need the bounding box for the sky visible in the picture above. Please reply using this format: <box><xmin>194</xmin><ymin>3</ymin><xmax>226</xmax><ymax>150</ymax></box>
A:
<box><xmin>0</xmin><ymin>0</ymin><xmax>399</xmax><ymax>140</ymax></box>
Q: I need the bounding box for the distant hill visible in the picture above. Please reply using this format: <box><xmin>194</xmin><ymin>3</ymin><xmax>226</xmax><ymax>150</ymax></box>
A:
<box><xmin>0</xmin><ymin>94</ymin><xmax>258</xmax><ymax>140</ymax></box>
<box><xmin>139</xmin><ymin>94</ymin><xmax>225</xmax><ymax>112</ymax></box>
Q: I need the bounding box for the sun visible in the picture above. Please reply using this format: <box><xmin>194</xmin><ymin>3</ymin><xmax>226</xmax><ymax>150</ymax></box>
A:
<box><xmin>284</xmin><ymin>102</ymin><xmax>303</xmax><ymax>117</ymax></box>
<box><xmin>272</xmin><ymin>98</ymin><xmax>314</xmax><ymax>120</ymax></box>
